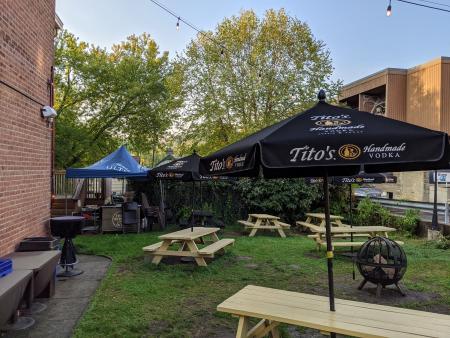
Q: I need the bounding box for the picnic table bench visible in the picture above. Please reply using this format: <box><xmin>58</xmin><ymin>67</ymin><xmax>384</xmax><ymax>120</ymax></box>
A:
<box><xmin>217</xmin><ymin>285</ymin><xmax>450</xmax><ymax>338</ymax></box>
<box><xmin>142</xmin><ymin>227</ymin><xmax>234</xmax><ymax>267</ymax></box>
<box><xmin>238</xmin><ymin>214</ymin><xmax>290</xmax><ymax>238</ymax></box>
<box><xmin>306</xmin><ymin>224</ymin><xmax>402</xmax><ymax>250</ymax></box>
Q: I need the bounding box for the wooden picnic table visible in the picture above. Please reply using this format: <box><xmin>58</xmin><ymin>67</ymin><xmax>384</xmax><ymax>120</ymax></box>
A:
<box><xmin>307</xmin><ymin>224</ymin><xmax>400</xmax><ymax>250</ymax></box>
<box><xmin>238</xmin><ymin>214</ymin><xmax>290</xmax><ymax>238</ymax></box>
<box><xmin>142</xmin><ymin>227</ymin><xmax>234</xmax><ymax>267</ymax></box>
<box><xmin>305</xmin><ymin>213</ymin><xmax>345</xmax><ymax>227</ymax></box>
<box><xmin>217</xmin><ymin>285</ymin><xmax>450</xmax><ymax>338</ymax></box>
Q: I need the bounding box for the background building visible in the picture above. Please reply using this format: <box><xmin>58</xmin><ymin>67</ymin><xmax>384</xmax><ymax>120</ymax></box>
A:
<box><xmin>0</xmin><ymin>0</ymin><xmax>60</xmax><ymax>255</ymax></box>
<box><xmin>339</xmin><ymin>57</ymin><xmax>450</xmax><ymax>203</ymax></box>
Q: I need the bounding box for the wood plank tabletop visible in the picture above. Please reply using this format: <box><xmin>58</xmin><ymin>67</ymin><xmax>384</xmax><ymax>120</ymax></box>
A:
<box><xmin>218</xmin><ymin>285</ymin><xmax>450</xmax><ymax>338</ymax></box>
<box><xmin>249</xmin><ymin>213</ymin><xmax>280</xmax><ymax>220</ymax></box>
<box><xmin>159</xmin><ymin>227</ymin><xmax>220</xmax><ymax>240</ymax></box>
<box><xmin>305</xmin><ymin>213</ymin><xmax>344</xmax><ymax>220</ymax></box>
<box><xmin>307</xmin><ymin>225</ymin><xmax>396</xmax><ymax>234</ymax></box>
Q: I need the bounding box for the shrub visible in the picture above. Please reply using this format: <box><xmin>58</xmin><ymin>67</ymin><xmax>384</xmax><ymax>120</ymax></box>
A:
<box><xmin>435</xmin><ymin>235</ymin><xmax>450</xmax><ymax>250</ymax></box>
<box><xmin>399</xmin><ymin>209</ymin><xmax>420</xmax><ymax>235</ymax></box>
<box><xmin>235</xmin><ymin>178</ymin><xmax>321</xmax><ymax>223</ymax></box>
<box><xmin>354</xmin><ymin>198</ymin><xmax>386</xmax><ymax>227</ymax></box>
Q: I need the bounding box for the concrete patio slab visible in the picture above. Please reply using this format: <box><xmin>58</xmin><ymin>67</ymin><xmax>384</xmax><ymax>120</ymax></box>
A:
<box><xmin>3</xmin><ymin>254</ymin><xmax>110</xmax><ymax>338</ymax></box>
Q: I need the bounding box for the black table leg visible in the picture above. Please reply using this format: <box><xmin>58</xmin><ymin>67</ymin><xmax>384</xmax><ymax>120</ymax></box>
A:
<box><xmin>57</xmin><ymin>237</ymin><xmax>83</xmax><ymax>277</ymax></box>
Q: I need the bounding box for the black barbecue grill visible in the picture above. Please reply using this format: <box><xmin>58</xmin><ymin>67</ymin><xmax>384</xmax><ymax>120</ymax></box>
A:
<box><xmin>356</xmin><ymin>237</ymin><xmax>407</xmax><ymax>297</ymax></box>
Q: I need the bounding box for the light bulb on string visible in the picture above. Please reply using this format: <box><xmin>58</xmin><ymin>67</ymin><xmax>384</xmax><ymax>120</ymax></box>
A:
<box><xmin>176</xmin><ymin>17</ymin><xmax>180</xmax><ymax>30</ymax></box>
<box><xmin>387</xmin><ymin>0</ymin><xmax>392</xmax><ymax>16</ymax></box>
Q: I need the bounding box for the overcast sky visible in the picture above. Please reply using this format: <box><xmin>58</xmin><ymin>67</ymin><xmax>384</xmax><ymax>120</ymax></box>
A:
<box><xmin>56</xmin><ymin>0</ymin><xmax>450</xmax><ymax>84</ymax></box>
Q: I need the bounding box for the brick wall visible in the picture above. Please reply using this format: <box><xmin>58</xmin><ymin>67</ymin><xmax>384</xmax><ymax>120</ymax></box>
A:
<box><xmin>0</xmin><ymin>0</ymin><xmax>56</xmax><ymax>255</ymax></box>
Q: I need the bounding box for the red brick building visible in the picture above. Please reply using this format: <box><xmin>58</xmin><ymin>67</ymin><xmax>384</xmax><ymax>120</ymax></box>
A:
<box><xmin>0</xmin><ymin>0</ymin><xmax>60</xmax><ymax>255</ymax></box>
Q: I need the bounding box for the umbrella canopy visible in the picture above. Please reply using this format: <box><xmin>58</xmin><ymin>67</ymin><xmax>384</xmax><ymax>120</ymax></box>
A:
<box><xmin>199</xmin><ymin>95</ymin><xmax>449</xmax><ymax>178</ymax></box>
<box><xmin>199</xmin><ymin>91</ymin><xmax>450</xmax><ymax>323</ymax></box>
<box><xmin>150</xmin><ymin>153</ymin><xmax>235</xmax><ymax>182</ymax></box>
<box><xmin>306</xmin><ymin>172</ymin><xmax>397</xmax><ymax>185</ymax></box>
<box><xmin>150</xmin><ymin>152</ymin><xmax>235</xmax><ymax>232</ymax></box>
<box><xmin>66</xmin><ymin>145</ymin><xmax>149</xmax><ymax>178</ymax></box>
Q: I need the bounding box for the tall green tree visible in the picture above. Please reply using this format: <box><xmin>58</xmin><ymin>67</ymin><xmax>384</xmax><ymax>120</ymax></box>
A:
<box><xmin>54</xmin><ymin>31</ymin><xmax>183</xmax><ymax>168</ymax></box>
<box><xmin>176</xmin><ymin>9</ymin><xmax>341</xmax><ymax>154</ymax></box>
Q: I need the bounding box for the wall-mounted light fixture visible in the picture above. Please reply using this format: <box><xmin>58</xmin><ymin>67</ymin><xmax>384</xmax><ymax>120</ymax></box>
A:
<box><xmin>41</xmin><ymin>105</ymin><xmax>57</xmax><ymax>126</ymax></box>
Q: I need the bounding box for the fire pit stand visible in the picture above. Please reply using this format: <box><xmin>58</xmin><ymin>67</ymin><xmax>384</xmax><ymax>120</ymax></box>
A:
<box><xmin>356</xmin><ymin>237</ymin><xmax>407</xmax><ymax>298</ymax></box>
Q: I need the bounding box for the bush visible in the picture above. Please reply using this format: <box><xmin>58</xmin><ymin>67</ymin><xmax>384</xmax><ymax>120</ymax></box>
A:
<box><xmin>354</xmin><ymin>198</ymin><xmax>420</xmax><ymax>237</ymax></box>
<box><xmin>435</xmin><ymin>235</ymin><xmax>450</xmax><ymax>250</ymax></box>
<box><xmin>130</xmin><ymin>177</ymin><xmax>324</xmax><ymax>224</ymax></box>
<box><xmin>354</xmin><ymin>198</ymin><xmax>388</xmax><ymax>227</ymax></box>
<box><xmin>399</xmin><ymin>209</ymin><xmax>420</xmax><ymax>235</ymax></box>
<box><xmin>235</xmin><ymin>178</ymin><xmax>321</xmax><ymax>223</ymax></box>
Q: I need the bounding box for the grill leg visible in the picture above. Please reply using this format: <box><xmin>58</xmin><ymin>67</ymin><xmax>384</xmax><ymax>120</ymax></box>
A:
<box><xmin>396</xmin><ymin>282</ymin><xmax>406</xmax><ymax>296</ymax></box>
<box><xmin>376</xmin><ymin>283</ymin><xmax>382</xmax><ymax>298</ymax></box>
<box><xmin>357</xmin><ymin>279</ymin><xmax>367</xmax><ymax>290</ymax></box>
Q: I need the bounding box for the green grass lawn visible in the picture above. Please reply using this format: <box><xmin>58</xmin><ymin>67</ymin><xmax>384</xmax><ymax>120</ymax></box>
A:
<box><xmin>73</xmin><ymin>226</ymin><xmax>450</xmax><ymax>338</ymax></box>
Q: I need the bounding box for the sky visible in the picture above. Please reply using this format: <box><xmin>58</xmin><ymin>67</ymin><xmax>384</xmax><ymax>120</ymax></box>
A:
<box><xmin>56</xmin><ymin>0</ymin><xmax>450</xmax><ymax>84</ymax></box>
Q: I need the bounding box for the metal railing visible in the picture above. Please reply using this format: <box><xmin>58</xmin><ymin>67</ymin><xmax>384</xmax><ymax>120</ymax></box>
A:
<box><xmin>53</xmin><ymin>170</ymin><xmax>78</xmax><ymax>197</ymax></box>
<box><xmin>53</xmin><ymin>170</ymin><xmax>103</xmax><ymax>200</ymax></box>
<box><xmin>364</xmin><ymin>197</ymin><xmax>449</xmax><ymax>224</ymax></box>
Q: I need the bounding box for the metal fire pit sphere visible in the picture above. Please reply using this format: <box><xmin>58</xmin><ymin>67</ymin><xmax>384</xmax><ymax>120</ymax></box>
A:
<box><xmin>356</xmin><ymin>237</ymin><xmax>407</xmax><ymax>297</ymax></box>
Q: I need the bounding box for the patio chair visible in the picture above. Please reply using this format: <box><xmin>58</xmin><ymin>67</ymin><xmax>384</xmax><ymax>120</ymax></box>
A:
<box><xmin>122</xmin><ymin>201</ymin><xmax>139</xmax><ymax>233</ymax></box>
<box><xmin>140</xmin><ymin>193</ymin><xmax>165</xmax><ymax>231</ymax></box>
<box><xmin>206</xmin><ymin>217</ymin><xmax>225</xmax><ymax>229</ymax></box>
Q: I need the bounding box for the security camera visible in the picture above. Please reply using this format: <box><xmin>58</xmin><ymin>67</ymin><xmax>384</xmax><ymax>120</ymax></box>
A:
<box><xmin>41</xmin><ymin>106</ymin><xmax>57</xmax><ymax>119</ymax></box>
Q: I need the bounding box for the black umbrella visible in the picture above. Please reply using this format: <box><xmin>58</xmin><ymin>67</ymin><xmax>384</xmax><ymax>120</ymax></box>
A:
<box><xmin>199</xmin><ymin>90</ymin><xmax>450</xmax><ymax>328</ymax></box>
<box><xmin>150</xmin><ymin>152</ymin><xmax>235</xmax><ymax>231</ymax></box>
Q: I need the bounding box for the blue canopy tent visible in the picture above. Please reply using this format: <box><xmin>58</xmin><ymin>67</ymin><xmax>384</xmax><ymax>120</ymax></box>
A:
<box><xmin>66</xmin><ymin>145</ymin><xmax>150</xmax><ymax>178</ymax></box>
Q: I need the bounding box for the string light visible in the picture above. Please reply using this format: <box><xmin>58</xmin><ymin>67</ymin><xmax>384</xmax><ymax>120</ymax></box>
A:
<box><xmin>148</xmin><ymin>0</ymin><xmax>266</xmax><ymax>77</ymax></box>
<box><xmin>386</xmin><ymin>0</ymin><xmax>450</xmax><ymax>15</ymax></box>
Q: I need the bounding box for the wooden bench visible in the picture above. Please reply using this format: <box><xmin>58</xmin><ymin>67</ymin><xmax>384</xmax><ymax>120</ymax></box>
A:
<box><xmin>308</xmin><ymin>233</ymin><xmax>371</xmax><ymax>239</ymax></box>
<box><xmin>238</xmin><ymin>220</ymin><xmax>257</xmax><ymax>227</ymax></box>
<box><xmin>317</xmin><ymin>240</ymin><xmax>404</xmax><ymax>250</ymax></box>
<box><xmin>198</xmin><ymin>238</ymin><xmax>235</xmax><ymax>255</ymax></box>
<box><xmin>217</xmin><ymin>285</ymin><xmax>450</xmax><ymax>338</ymax></box>
<box><xmin>296</xmin><ymin>221</ymin><xmax>317</xmax><ymax>231</ymax></box>
<box><xmin>142</xmin><ymin>241</ymin><xmax>164</xmax><ymax>252</ymax></box>
<box><xmin>239</xmin><ymin>218</ymin><xmax>290</xmax><ymax>238</ymax></box>
<box><xmin>276</xmin><ymin>221</ymin><xmax>291</xmax><ymax>229</ymax></box>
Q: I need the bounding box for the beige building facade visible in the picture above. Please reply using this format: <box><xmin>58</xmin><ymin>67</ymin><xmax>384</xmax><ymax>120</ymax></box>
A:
<box><xmin>339</xmin><ymin>57</ymin><xmax>450</xmax><ymax>202</ymax></box>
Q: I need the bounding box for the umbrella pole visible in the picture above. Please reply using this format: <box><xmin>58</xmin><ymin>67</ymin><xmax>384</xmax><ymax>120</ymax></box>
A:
<box><xmin>323</xmin><ymin>171</ymin><xmax>336</xmax><ymax>332</ymax></box>
<box><xmin>200</xmin><ymin>181</ymin><xmax>203</xmax><ymax>207</ymax></box>
<box><xmin>432</xmin><ymin>170</ymin><xmax>438</xmax><ymax>230</ymax></box>
<box><xmin>191</xmin><ymin>181</ymin><xmax>195</xmax><ymax>232</ymax></box>
<box><xmin>349</xmin><ymin>184</ymin><xmax>355</xmax><ymax>280</ymax></box>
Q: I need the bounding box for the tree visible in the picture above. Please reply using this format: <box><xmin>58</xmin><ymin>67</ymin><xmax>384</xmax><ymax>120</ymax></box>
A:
<box><xmin>175</xmin><ymin>9</ymin><xmax>341</xmax><ymax>155</ymax></box>
<box><xmin>54</xmin><ymin>31</ymin><xmax>183</xmax><ymax>168</ymax></box>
